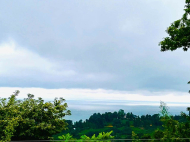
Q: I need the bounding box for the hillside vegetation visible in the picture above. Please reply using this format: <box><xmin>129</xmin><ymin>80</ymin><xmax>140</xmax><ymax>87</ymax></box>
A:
<box><xmin>52</xmin><ymin>106</ymin><xmax>188</xmax><ymax>140</ymax></box>
<box><xmin>1</xmin><ymin>91</ymin><xmax>190</xmax><ymax>142</ymax></box>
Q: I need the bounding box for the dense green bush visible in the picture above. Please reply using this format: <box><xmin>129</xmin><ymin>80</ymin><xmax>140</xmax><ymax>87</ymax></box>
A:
<box><xmin>0</xmin><ymin>90</ymin><xmax>71</xmax><ymax>142</ymax></box>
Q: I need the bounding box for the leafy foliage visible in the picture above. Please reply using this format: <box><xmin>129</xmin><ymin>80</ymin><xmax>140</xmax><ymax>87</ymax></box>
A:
<box><xmin>131</xmin><ymin>101</ymin><xmax>190</xmax><ymax>142</ymax></box>
<box><xmin>153</xmin><ymin>129</ymin><xmax>164</xmax><ymax>140</ymax></box>
<box><xmin>1</xmin><ymin>91</ymin><xmax>190</xmax><ymax>142</ymax></box>
<box><xmin>0</xmin><ymin>90</ymin><xmax>71</xmax><ymax>141</ymax></box>
<box><xmin>57</xmin><ymin>130</ymin><xmax>114</xmax><ymax>142</ymax></box>
<box><xmin>159</xmin><ymin>0</ymin><xmax>190</xmax><ymax>52</ymax></box>
<box><xmin>159</xmin><ymin>0</ymin><xmax>190</xmax><ymax>93</ymax></box>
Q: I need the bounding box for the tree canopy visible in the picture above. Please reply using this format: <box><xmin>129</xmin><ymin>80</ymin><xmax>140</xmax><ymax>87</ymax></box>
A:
<box><xmin>159</xmin><ymin>0</ymin><xmax>190</xmax><ymax>52</ymax></box>
<box><xmin>0</xmin><ymin>90</ymin><xmax>71</xmax><ymax>141</ymax></box>
<box><xmin>159</xmin><ymin>0</ymin><xmax>190</xmax><ymax>93</ymax></box>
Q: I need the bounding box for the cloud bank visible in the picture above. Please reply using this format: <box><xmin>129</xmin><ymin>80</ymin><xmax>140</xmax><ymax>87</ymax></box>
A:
<box><xmin>0</xmin><ymin>0</ymin><xmax>189</xmax><ymax>98</ymax></box>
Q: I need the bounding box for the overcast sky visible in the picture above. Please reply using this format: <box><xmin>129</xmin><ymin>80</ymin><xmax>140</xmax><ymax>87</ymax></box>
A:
<box><xmin>0</xmin><ymin>0</ymin><xmax>190</xmax><ymax>106</ymax></box>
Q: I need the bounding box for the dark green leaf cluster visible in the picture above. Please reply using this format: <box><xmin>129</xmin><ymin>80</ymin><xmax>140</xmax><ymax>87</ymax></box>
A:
<box><xmin>159</xmin><ymin>0</ymin><xmax>190</xmax><ymax>52</ymax></box>
<box><xmin>159</xmin><ymin>1</ymin><xmax>190</xmax><ymax>94</ymax></box>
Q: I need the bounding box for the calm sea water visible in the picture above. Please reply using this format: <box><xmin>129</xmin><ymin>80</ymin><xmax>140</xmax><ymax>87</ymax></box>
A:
<box><xmin>62</xmin><ymin>100</ymin><xmax>190</xmax><ymax>123</ymax></box>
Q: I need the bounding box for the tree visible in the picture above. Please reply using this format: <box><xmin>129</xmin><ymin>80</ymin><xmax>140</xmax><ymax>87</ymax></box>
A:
<box><xmin>88</xmin><ymin>113</ymin><xmax>105</xmax><ymax>128</ymax></box>
<box><xmin>176</xmin><ymin>111</ymin><xmax>190</xmax><ymax>139</ymax></box>
<box><xmin>159</xmin><ymin>0</ymin><xmax>190</xmax><ymax>52</ymax></box>
<box><xmin>112</xmin><ymin>111</ymin><xmax>118</xmax><ymax>119</ymax></box>
<box><xmin>158</xmin><ymin>101</ymin><xmax>172</xmax><ymax>119</ymax></box>
<box><xmin>125</xmin><ymin>120</ymin><xmax>130</xmax><ymax>127</ymax></box>
<box><xmin>113</xmin><ymin>118</ymin><xmax>122</xmax><ymax>127</ymax></box>
<box><xmin>159</xmin><ymin>0</ymin><xmax>190</xmax><ymax>93</ymax></box>
<box><xmin>153</xmin><ymin>101</ymin><xmax>185</xmax><ymax>142</ymax></box>
<box><xmin>75</xmin><ymin>119</ymin><xmax>84</xmax><ymax>129</ymax></box>
<box><xmin>65</xmin><ymin>120</ymin><xmax>73</xmax><ymax>130</ymax></box>
<box><xmin>0</xmin><ymin>90</ymin><xmax>71</xmax><ymax>141</ymax></box>
<box><xmin>118</xmin><ymin>109</ymin><xmax>125</xmax><ymax>119</ymax></box>
<box><xmin>187</xmin><ymin>107</ymin><xmax>190</xmax><ymax>116</ymax></box>
<box><xmin>133</xmin><ymin>119</ymin><xmax>141</xmax><ymax>127</ymax></box>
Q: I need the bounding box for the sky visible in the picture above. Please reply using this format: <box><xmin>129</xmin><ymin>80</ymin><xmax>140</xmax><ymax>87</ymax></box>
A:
<box><xmin>0</xmin><ymin>0</ymin><xmax>190</xmax><ymax>107</ymax></box>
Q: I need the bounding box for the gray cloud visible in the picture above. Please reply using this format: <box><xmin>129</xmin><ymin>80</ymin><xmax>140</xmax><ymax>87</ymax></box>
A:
<box><xmin>0</xmin><ymin>0</ymin><xmax>189</xmax><ymax>92</ymax></box>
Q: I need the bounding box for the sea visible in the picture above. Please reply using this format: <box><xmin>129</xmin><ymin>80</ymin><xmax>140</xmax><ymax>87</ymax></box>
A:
<box><xmin>61</xmin><ymin>100</ymin><xmax>190</xmax><ymax>123</ymax></box>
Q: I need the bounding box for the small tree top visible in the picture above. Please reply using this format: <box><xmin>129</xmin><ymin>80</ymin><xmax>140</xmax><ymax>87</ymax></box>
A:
<box><xmin>187</xmin><ymin>107</ymin><xmax>190</xmax><ymax>111</ymax></box>
<box><xmin>159</xmin><ymin>0</ymin><xmax>190</xmax><ymax>52</ymax></box>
